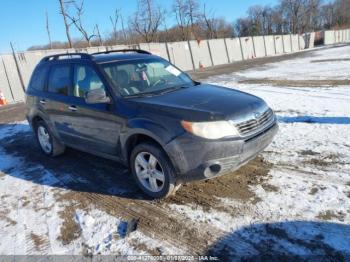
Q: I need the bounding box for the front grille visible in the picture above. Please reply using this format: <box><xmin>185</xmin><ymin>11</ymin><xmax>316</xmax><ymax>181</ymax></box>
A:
<box><xmin>235</xmin><ymin>108</ymin><xmax>274</xmax><ymax>136</ymax></box>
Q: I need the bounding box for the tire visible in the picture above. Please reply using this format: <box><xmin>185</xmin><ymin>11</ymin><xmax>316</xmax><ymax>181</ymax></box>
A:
<box><xmin>35</xmin><ymin>120</ymin><xmax>65</xmax><ymax>157</ymax></box>
<box><xmin>130</xmin><ymin>142</ymin><xmax>180</xmax><ymax>199</ymax></box>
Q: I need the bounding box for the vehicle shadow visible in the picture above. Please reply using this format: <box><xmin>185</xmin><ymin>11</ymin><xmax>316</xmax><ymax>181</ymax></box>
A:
<box><xmin>278</xmin><ymin>115</ymin><xmax>350</xmax><ymax>124</ymax></box>
<box><xmin>206</xmin><ymin>220</ymin><xmax>350</xmax><ymax>261</ymax></box>
<box><xmin>0</xmin><ymin>123</ymin><xmax>148</xmax><ymax>200</ymax></box>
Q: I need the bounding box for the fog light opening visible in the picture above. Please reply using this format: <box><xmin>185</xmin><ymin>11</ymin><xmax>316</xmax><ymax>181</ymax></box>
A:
<box><xmin>208</xmin><ymin>163</ymin><xmax>221</xmax><ymax>175</ymax></box>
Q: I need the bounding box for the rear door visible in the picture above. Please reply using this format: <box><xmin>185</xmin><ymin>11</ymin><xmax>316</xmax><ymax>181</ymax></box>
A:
<box><xmin>44</xmin><ymin>62</ymin><xmax>77</xmax><ymax>143</ymax></box>
<box><xmin>26</xmin><ymin>65</ymin><xmax>50</xmax><ymax>117</ymax></box>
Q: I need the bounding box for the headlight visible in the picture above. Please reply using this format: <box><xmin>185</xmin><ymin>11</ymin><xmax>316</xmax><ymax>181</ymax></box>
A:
<box><xmin>181</xmin><ymin>120</ymin><xmax>240</xmax><ymax>139</ymax></box>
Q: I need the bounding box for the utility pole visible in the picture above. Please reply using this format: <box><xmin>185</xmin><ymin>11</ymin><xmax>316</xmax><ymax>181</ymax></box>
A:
<box><xmin>46</xmin><ymin>11</ymin><xmax>53</xmax><ymax>49</ymax></box>
<box><xmin>10</xmin><ymin>42</ymin><xmax>25</xmax><ymax>92</ymax></box>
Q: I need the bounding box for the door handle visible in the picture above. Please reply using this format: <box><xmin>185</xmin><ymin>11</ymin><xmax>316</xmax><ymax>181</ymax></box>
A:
<box><xmin>68</xmin><ymin>105</ymin><xmax>78</xmax><ymax>111</ymax></box>
<box><xmin>39</xmin><ymin>99</ymin><xmax>46</xmax><ymax>105</ymax></box>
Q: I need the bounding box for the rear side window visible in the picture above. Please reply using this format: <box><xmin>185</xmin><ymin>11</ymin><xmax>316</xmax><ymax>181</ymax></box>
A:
<box><xmin>28</xmin><ymin>66</ymin><xmax>48</xmax><ymax>91</ymax></box>
<box><xmin>48</xmin><ymin>65</ymin><xmax>71</xmax><ymax>95</ymax></box>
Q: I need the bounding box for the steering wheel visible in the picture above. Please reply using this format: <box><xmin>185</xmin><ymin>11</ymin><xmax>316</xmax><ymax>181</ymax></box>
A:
<box><xmin>152</xmin><ymin>78</ymin><xmax>167</xmax><ymax>87</ymax></box>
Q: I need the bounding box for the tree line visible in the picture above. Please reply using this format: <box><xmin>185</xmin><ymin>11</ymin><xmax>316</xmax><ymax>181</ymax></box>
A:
<box><xmin>28</xmin><ymin>0</ymin><xmax>350</xmax><ymax>50</ymax></box>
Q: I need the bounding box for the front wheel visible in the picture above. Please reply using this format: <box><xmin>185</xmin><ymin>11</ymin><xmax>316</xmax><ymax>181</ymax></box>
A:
<box><xmin>130</xmin><ymin>142</ymin><xmax>180</xmax><ymax>199</ymax></box>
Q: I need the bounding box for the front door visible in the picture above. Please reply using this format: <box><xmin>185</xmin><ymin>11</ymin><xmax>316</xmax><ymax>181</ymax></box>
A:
<box><xmin>63</xmin><ymin>63</ymin><xmax>122</xmax><ymax>156</ymax></box>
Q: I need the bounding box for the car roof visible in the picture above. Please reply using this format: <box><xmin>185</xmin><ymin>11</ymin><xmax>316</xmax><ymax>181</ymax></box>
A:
<box><xmin>39</xmin><ymin>50</ymin><xmax>161</xmax><ymax>65</ymax></box>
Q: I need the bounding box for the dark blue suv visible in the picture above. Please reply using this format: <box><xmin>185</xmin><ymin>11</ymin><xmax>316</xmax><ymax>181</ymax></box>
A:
<box><xmin>25</xmin><ymin>50</ymin><xmax>278</xmax><ymax>198</ymax></box>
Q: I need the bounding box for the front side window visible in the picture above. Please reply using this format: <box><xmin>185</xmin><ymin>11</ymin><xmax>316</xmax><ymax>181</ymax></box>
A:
<box><xmin>73</xmin><ymin>65</ymin><xmax>106</xmax><ymax>98</ymax></box>
<box><xmin>48</xmin><ymin>65</ymin><xmax>71</xmax><ymax>95</ymax></box>
<box><xmin>101</xmin><ymin>58</ymin><xmax>194</xmax><ymax>97</ymax></box>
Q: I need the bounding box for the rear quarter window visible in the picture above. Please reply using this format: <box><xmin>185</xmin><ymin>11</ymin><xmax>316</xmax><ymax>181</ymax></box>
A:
<box><xmin>27</xmin><ymin>66</ymin><xmax>48</xmax><ymax>92</ymax></box>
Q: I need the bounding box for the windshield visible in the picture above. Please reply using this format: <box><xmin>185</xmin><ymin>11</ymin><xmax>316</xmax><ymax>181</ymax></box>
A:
<box><xmin>100</xmin><ymin>58</ymin><xmax>195</xmax><ymax>97</ymax></box>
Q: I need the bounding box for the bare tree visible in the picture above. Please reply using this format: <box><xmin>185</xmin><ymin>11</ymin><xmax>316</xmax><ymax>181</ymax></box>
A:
<box><xmin>320</xmin><ymin>3</ymin><xmax>335</xmax><ymax>29</ymax></box>
<box><xmin>334</xmin><ymin>0</ymin><xmax>350</xmax><ymax>27</ymax></box>
<box><xmin>95</xmin><ymin>24</ymin><xmax>103</xmax><ymax>46</ymax></box>
<box><xmin>187</xmin><ymin>0</ymin><xmax>200</xmax><ymax>29</ymax></box>
<box><xmin>58</xmin><ymin>0</ymin><xmax>73</xmax><ymax>48</ymax></box>
<box><xmin>247</xmin><ymin>5</ymin><xmax>265</xmax><ymax>35</ymax></box>
<box><xmin>130</xmin><ymin>0</ymin><xmax>164</xmax><ymax>42</ymax></box>
<box><xmin>281</xmin><ymin>0</ymin><xmax>307</xmax><ymax>34</ymax></box>
<box><xmin>173</xmin><ymin>0</ymin><xmax>190</xmax><ymax>40</ymax></box>
<box><xmin>110</xmin><ymin>8</ymin><xmax>120</xmax><ymax>45</ymax></box>
<box><xmin>202</xmin><ymin>4</ymin><xmax>217</xmax><ymax>38</ymax></box>
<box><xmin>29</xmin><ymin>0</ymin><xmax>350</xmax><ymax>50</ymax></box>
<box><xmin>65</xmin><ymin>0</ymin><xmax>95</xmax><ymax>47</ymax></box>
<box><xmin>45</xmin><ymin>11</ymin><xmax>53</xmax><ymax>49</ymax></box>
<box><xmin>120</xmin><ymin>14</ymin><xmax>128</xmax><ymax>42</ymax></box>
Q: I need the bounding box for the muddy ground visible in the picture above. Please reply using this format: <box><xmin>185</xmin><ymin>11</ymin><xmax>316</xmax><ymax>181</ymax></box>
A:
<box><xmin>0</xmin><ymin>124</ymin><xmax>272</xmax><ymax>254</ymax></box>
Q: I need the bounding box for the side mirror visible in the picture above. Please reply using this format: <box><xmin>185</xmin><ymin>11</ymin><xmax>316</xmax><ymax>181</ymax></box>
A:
<box><xmin>85</xmin><ymin>88</ymin><xmax>111</xmax><ymax>104</ymax></box>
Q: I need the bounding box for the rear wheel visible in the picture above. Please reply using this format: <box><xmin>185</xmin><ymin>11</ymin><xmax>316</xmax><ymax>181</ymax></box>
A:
<box><xmin>35</xmin><ymin>120</ymin><xmax>65</xmax><ymax>157</ymax></box>
<box><xmin>130</xmin><ymin>142</ymin><xmax>180</xmax><ymax>199</ymax></box>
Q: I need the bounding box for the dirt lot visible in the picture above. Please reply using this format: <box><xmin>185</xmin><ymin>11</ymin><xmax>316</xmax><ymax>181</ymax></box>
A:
<box><xmin>0</xmin><ymin>103</ymin><xmax>26</xmax><ymax>124</ymax></box>
<box><xmin>0</xmin><ymin>44</ymin><xmax>349</xmax><ymax>259</ymax></box>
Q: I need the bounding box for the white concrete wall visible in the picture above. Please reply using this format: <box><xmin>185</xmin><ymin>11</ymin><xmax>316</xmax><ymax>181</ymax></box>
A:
<box><xmin>274</xmin><ymin>35</ymin><xmax>284</xmax><ymax>54</ymax></box>
<box><xmin>240</xmin><ymin>37</ymin><xmax>255</xmax><ymax>60</ymax></box>
<box><xmin>189</xmin><ymin>40</ymin><xmax>212</xmax><ymax>69</ymax></box>
<box><xmin>282</xmin><ymin>35</ymin><xmax>292</xmax><ymax>53</ymax></box>
<box><xmin>17</xmin><ymin>52</ymin><xmax>45</xmax><ymax>87</ymax></box>
<box><xmin>324</xmin><ymin>30</ymin><xmax>335</xmax><ymax>45</ymax></box>
<box><xmin>335</xmin><ymin>30</ymin><xmax>342</xmax><ymax>43</ymax></box>
<box><xmin>139</xmin><ymin>43</ymin><xmax>169</xmax><ymax>60</ymax></box>
<box><xmin>0</xmin><ymin>58</ymin><xmax>15</xmax><ymax>103</ymax></box>
<box><xmin>264</xmin><ymin>36</ymin><xmax>275</xmax><ymax>56</ymax></box>
<box><xmin>308</xmin><ymin>32</ymin><xmax>315</xmax><ymax>48</ymax></box>
<box><xmin>345</xmin><ymin>30</ymin><xmax>348</xmax><ymax>42</ymax></box>
<box><xmin>225</xmin><ymin>38</ymin><xmax>243</xmax><ymax>62</ymax></box>
<box><xmin>253</xmin><ymin>36</ymin><xmax>266</xmax><ymax>58</ymax></box>
<box><xmin>107</xmin><ymin>44</ymin><xmax>138</xmax><ymax>50</ymax></box>
<box><xmin>84</xmin><ymin>46</ymin><xmax>107</xmax><ymax>54</ymax></box>
<box><xmin>208</xmin><ymin>39</ymin><xmax>229</xmax><ymax>66</ymax></box>
<box><xmin>167</xmin><ymin>41</ymin><xmax>194</xmax><ymax>71</ymax></box>
<box><xmin>0</xmin><ymin>54</ymin><xmax>25</xmax><ymax>102</ymax></box>
<box><xmin>291</xmin><ymin>35</ymin><xmax>300</xmax><ymax>52</ymax></box>
<box><xmin>1</xmin><ymin>28</ymin><xmax>349</xmax><ymax>104</ymax></box>
<box><xmin>299</xmin><ymin>35</ymin><xmax>306</xmax><ymax>50</ymax></box>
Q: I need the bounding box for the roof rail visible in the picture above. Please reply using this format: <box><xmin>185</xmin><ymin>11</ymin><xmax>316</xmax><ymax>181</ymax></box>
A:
<box><xmin>91</xmin><ymin>49</ymin><xmax>152</xmax><ymax>56</ymax></box>
<box><xmin>40</xmin><ymin>53</ymin><xmax>92</xmax><ymax>62</ymax></box>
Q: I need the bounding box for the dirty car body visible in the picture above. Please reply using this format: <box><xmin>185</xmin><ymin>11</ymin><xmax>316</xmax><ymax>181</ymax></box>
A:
<box><xmin>25</xmin><ymin>50</ymin><xmax>278</xmax><ymax>198</ymax></box>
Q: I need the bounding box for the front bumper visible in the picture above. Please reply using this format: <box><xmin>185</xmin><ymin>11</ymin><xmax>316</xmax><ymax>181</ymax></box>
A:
<box><xmin>165</xmin><ymin>122</ymin><xmax>278</xmax><ymax>183</ymax></box>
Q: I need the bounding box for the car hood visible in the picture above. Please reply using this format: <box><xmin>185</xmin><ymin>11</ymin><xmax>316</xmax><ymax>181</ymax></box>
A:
<box><xmin>130</xmin><ymin>84</ymin><xmax>268</xmax><ymax>121</ymax></box>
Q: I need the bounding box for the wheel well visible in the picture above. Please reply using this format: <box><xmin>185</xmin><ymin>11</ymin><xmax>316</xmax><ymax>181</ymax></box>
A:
<box><xmin>126</xmin><ymin>134</ymin><xmax>164</xmax><ymax>163</ymax></box>
<box><xmin>31</xmin><ymin>115</ymin><xmax>44</xmax><ymax>128</ymax></box>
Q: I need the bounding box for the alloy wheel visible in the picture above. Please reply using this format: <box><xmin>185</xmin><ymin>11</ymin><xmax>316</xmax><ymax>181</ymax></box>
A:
<box><xmin>134</xmin><ymin>152</ymin><xmax>165</xmax><ymax>193</ymax></box>
<box><xmin>37</xmin><ymin>126</ymin><xmax>52</xmax><ymax>154</ymax></box>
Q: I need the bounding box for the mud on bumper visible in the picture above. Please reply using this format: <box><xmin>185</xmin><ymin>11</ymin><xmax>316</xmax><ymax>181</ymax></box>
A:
<box><xmin>165</xmin><ymin>123</ymin><xmax>278</xmax><ymax>183</ymax></box>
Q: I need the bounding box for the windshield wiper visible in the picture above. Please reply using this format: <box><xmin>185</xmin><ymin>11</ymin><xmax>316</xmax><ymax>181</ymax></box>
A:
<box><xmin>155</xmin><ymin>85</ymin><xmax>190</xmax><ymax>95</ymax></box>
<box><xmin>124</xmin><ymin>85</ymin><xmax>190</xmax><ymax>99</ymax></box>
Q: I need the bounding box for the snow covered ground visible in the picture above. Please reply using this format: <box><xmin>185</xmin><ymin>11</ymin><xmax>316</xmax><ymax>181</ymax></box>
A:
<box><xmin>0</xmin><ymin>45</ymin><xmax>349</xmax><ymax>259</ymax></box>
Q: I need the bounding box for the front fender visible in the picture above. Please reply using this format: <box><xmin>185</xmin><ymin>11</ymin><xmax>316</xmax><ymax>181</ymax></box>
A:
<box><xmin>120</xmin><ymin>117</ymin><xmax>179</xmax><ymax>162</ymax></box>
